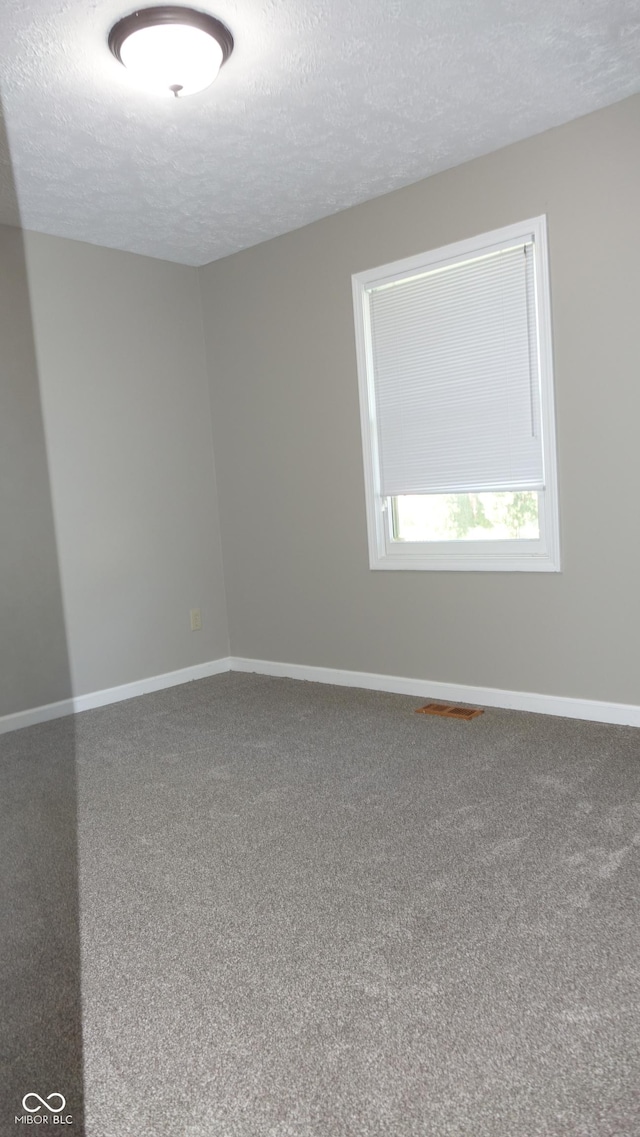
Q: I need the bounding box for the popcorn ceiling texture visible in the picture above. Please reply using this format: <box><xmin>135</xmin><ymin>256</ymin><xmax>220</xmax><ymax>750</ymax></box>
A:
<box><xmin>0</xmin><ymin>0</ymin><xmax>638</xmax><ymax>266</ymax></box>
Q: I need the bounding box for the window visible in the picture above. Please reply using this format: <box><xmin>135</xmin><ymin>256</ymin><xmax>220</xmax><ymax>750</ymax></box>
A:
<box><xmin>352</xmin><ymin>216</ymin><xmax>560</xmax><ymax>572</ymax></box>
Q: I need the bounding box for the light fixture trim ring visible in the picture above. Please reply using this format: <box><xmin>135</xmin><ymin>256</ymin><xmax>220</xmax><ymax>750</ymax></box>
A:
<box><xmin>108</xmin><ymin>6</ymin><xmax>234</xmax><ymax>68</ymax></box>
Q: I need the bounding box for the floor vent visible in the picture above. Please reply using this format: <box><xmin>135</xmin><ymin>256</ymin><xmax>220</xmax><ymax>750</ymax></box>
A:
<box><xmin>415</xmin><ymin>702</ymin><xmax>484</xmax><ymax>720</ymax></box>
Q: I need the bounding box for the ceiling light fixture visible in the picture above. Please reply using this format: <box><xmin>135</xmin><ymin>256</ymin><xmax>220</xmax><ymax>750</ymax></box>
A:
<box><xmin>108</xmin><ymin>6</ymin><xmax>234</xmax><ymax>98</ymax></box>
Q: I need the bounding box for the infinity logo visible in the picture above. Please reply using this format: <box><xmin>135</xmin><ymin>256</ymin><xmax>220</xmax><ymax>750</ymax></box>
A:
<box><xmin>22</xmin><ymin>1093</ymin><xmax>66</xmax><ymax>1114</ymax></box>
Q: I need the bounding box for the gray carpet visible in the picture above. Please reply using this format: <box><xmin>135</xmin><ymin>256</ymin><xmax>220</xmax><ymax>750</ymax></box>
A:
<box><xmin>0</xmin><ymin>713</ymin><xmax>84</xmax><ymax>1134</ymax></box>
<box><xmin>2</xmin><ymin>673</ymin><xmax>640</xmax><ymax>1136</ymax></box>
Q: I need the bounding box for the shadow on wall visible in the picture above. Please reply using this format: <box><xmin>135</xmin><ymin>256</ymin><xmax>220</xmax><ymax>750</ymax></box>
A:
<box><xmin>0</xmin><ymin>94</ymin><xmax>85</xmax><ymax>1133</ymax></box>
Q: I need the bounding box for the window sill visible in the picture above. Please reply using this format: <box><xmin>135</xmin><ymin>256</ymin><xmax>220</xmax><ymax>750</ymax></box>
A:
<box><xmin>370</xmin><ymin>547</ymin><xmax>561</xmax><ymax>572</ymax></box>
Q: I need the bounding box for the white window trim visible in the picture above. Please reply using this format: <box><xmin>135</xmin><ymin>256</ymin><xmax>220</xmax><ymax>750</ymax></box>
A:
<box><xmin>352</xmin><ymin>216</ymin><xmax>561</xmax><ymax>572</ymax></box>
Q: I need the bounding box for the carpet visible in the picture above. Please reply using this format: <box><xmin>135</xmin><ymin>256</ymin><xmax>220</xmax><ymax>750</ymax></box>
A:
<box><xmin>2</xmin><ymin>672</ymin><xmax>639</xmax><ymax>1136</ymax></box>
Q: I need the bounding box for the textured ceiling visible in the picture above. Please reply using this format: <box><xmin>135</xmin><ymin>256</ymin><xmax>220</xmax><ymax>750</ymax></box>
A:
<box><xmin>0</xmin><ymin>0</ymin><xmax>638</xmax><ymax>266</ymax></box>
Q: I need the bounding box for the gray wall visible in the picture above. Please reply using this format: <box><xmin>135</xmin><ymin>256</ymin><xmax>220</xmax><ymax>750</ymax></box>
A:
<box><xmin>0</xmin><ymin>225</ymin><xmax>71</xmax><ymax>715</ymax></box>
<box><xmin>19</xmin><ymin>232</ymin><xmax>229</xmax><ymax>701</ymax></box>
<box><xmin>200</xmin><ymin>94</ymin><xmax>640</xmax><ymax>704</ymax></box>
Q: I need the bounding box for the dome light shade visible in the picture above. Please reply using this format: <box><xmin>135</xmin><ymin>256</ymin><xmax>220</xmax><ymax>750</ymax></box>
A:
<box><xmin>109</xmin><ymin>7</ymin><xmax>234</xmax><ymax>97</ymax></box>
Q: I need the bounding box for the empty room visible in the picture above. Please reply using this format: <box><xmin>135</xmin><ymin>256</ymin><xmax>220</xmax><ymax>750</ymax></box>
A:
<box><xmin>1</xmin><ymin>2</ymin><xmax>639</xmax><ymax>1134</ymax></box>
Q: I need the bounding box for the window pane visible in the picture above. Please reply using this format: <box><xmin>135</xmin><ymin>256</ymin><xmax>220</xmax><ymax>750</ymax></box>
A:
<box><xmin>391</xmin><ymin>492</ymin><xmax>540</xmax><ymax>542</ymax></box>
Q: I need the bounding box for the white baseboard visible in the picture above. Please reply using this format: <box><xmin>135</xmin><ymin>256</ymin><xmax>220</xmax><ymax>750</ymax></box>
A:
<box><xmin>0</xmin><ymin>657</ymin><xmax>232</xmax><ymax>735</ymax></box>
<box><xmin>229</xmin><ymin>657</ymin><xmax>640</xmax><ymax>728</ymax></box>
<box><xmin>2</xmin><ymin>654</ymin><xmax>638</xmax><ymax>735</ymax></box>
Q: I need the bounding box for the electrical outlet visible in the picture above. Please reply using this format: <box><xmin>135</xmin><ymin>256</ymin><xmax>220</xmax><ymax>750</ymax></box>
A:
<box><xmin>190</xmin><ymin>608</ymin><xmax>202</xmax><ymax>632</ymax></box>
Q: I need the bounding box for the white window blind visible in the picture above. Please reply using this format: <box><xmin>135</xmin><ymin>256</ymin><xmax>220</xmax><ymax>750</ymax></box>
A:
<box><xmin>366</xmin><ymin>240</ymin><xmax>544</xmax><ymax>497</ymax></box>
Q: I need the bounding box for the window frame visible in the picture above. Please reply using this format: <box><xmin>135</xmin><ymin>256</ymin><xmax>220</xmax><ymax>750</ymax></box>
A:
<box><xmin>352</xmin><ymin>216</ymin><xmax>561</xmax><ymax>572</ymax></box>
